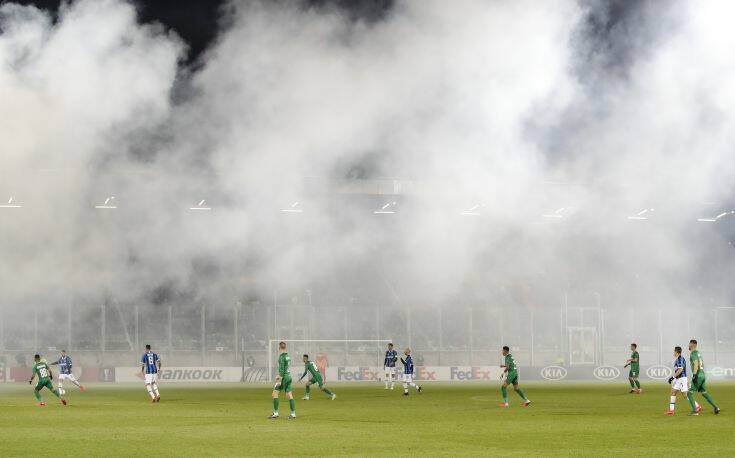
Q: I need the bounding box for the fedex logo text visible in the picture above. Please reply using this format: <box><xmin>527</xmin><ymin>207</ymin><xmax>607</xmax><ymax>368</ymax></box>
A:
<box><xmin>415</xmin><ymin>367</ymin><xmax>436</xmax><ymax>381</ymax></box>
<box><xmin>450</xmin><ymin>367</ymin><xmax>492</xmax><ymax>380</ymax></box>
<box><xmin>337</xmin><ymin>367</ymin><xmax>381</xmax><ymax>381</ymax></box>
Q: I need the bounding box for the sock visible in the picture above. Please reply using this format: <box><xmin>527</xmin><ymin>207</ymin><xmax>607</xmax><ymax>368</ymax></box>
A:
<box><xmin>702</xmin><ymin>392</ymin><xmax>718</xmax><ymax>408</ymax></box>
<box><xmin>686</xmin><ymin>392</ymin><xmax>697</xmax><ymax>411</ymax></box>
<box><xmin>153</xmin><ymin>383</ymin><xmax>160</xmax><ymax>397</ymax></box>
<box><xmin>52</xmin><ymin>389</ymin><xmax>60</xmax><ymax>398</ymax></box>
<box><xmin>501</xmin><ymin>386</ymin><xmax>508</xmax><ymax>403</ymax></box>
<box><xmin>669</xmin><ymin>395</ymin><xmax>676</xmax><ymax>412</ymax></box>
<box><xmin>403</xmin><ymin>382</ymin><xmax>408</xmax><ymax>392</ymax></box>
<box><xmin>273</xmin><ymin>398</ymin><xmax>279</xmax><ymax>413</ymax></box>
<box><xmin>146</xmin><ymin>385</ymin><xmax>155</xmax><ymax>399</ymax></box>
<box><xmin>58</xmin><ymin>381</ymin><xmax>64</xmax><ymax>391</ymax></box>
<box><xmin>305</xmin><ymin>384</ymin><xmax>311</xmax><ymax>395</ymax></box>
<box><xmin>34</xmin><ymin>390</ymin><xmax>42</xmax><ymax>401</ymax></box>
<box><xmin>72</xmin><ymin>379</ymin><xmax>81</xmax><ymax>387</ymax></box>
<box><xmin>629</xmin><ymin>379</ymin><xmax>635</xmax><ymax>388</ymax></box>
<box><xmin>515</xmin><ymin>388</ymin><xmax>528</xmax><ymax>401</ymax></box>
<box><xmin>322</xmin><ymin>388</ymin><xmax>334</xmax><ymax>396</ymax></box>
<box><xmin>289</xmin><ymin>399</ymin><xmax>295</xmax><ymax>414</ymax></box>
<box><xmin>385</xmin><ymin>375</ymin><xmax>389</xmax><ymax>388</ymax></box>
<box><xmin>634</xmin><ymin>380</ymin><xmax>641</xmax><ymax>389</ymax></box>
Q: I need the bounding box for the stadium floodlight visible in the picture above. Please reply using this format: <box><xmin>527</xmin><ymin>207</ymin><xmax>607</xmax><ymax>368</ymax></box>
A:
<box><xmin>0</xmin><ymin>197</ymin><xmax>22</xmax><ymax>208</ymax></box>
<box><xmin>627</xmin><ymin>208</ymin><xmax>655</xmax><ymax>220</ymax></box>
<box><xmin>281</xmin><ymin>201</ymin><xmax>303</xmax><ymax>213</ymax></box>
<box><xmin>189</xmin><ymin>199</ymin><xmax>211</xmax><ymax>211</ymax></box>
<box><xmin>374</xmin><ymin>201</ymin><xmax>397</xmax><ymax>214</ymax></box>
<box><xmin>460</xmin><ymin>204</ymin><xmax>483</xmax><ymax>216</ymax></box>
<box><xmin>697</xmin><ymin>210</ymin><xmax>735</xmax><ymax>222</ymax></box>
<box><xmin>542</xmin><ymin>207</ymin><xmax>573</xmax><ymax>218</ymax></box>
<box><xmin>95</xmin><ymin>196</ymin><xmax>117</xmax><ymax>209</ymax></box>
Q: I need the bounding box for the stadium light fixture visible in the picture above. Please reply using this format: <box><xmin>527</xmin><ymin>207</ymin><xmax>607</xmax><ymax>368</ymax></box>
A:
<box><xmin>0</xmin><ymin>197</ymin><xmax>22</xmax><ymax>208</ymax></box>
<box><xmin>697</xmin><ymin>210</ymin><xmax>735</xmax><ymax>222</ymax></box>
<box><xmin>374</xmin><ymin>201</ymin><xmax>397</xmax><ymax>214</ymax></box>
<box><xmin>542</xmin><ymin>207</ymin><xmax>573</xmax><ymax>218</ymax></box>
<box><xmin>95</xmin><ymin>196</ymin><xmax>117</xmax><ymax>209</ymax></box>
<box><xmin>281</xmin><ymin>202</ymin><xmax>303</xmax><ymax>213</ymax></box>
<box><xmin>460</xmin><ymin>204</ymin><xmax>483</xmax><ymax>216</ymax></box>
<box><xmin>189</xmin><ymin>199</ymin><xmax>211</xmax><ymax>211</ymax></box>
<box><xmin>627</xmin><ymin>208</ymin><xmax>655</xmax><ymax>220</ymax></box>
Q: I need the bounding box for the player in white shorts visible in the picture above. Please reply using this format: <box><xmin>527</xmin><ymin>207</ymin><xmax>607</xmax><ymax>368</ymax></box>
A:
<box><xmin>383</xmin><ymin>343</ymin><xmax>398</xmax><ymax>389</ymax></box>
<box><xmin>140</xmin><ymin>344</ymin><xmax>161</xmax><ymax>402</ymax></box>
<box><xmin>666</xmin><ymin>346</ymin><xmax>698</xmax><ymax>415</ymax></box>
<box><xmin>399</xmin><ymin>347</ymin><xmax>422</xmax><ymax>396</ymax></box>
<box><xmin>50</xmin><ymin>350</ymin><xmax>85</xmax><ymax>393</ymax></box>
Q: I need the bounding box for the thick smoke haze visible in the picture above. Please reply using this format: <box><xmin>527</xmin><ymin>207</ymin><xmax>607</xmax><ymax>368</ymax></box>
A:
<box><xmin>1</xmin><ymin>0</ymin><xmax>734</xmax><ymax>364</ymax></box>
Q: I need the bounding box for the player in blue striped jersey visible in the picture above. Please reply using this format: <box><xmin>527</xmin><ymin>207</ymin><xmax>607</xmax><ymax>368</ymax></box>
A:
<box><xmin>384</xmin><ymin>343</ymin><xmax>398</xmax><ymax>390</ymax></box>
<box><xmin>666</xmin><ymin>346</ymin><xmax>698</xmax><ymax>415</ymax></box>
<box><xmin>140</xmin><ymin>344</ymin><xmax>161</xmax><ymax>403</ymax></box>
<box><xmin>50</xmin><ymin>350</ymin><xmax>85</xmax><ymax>394</ymax></box>
<box><xmin>399</xmin><ymin>347</ymin><xmax>422</xmax><ymax>396</ymax></box>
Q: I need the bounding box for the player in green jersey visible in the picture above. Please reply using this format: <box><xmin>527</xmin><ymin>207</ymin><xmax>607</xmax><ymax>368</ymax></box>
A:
<box><xmin>624</xmin><ymin>343</ymin><xmax>642</xmax><ymax>394</ymax></box>
<box><xmin>499</xmin><ymin>346</ymin><xmax>530</xmax><ymax>408</ymax></box>
<box><xmin>299</xmin><ymin>354</ymin><xmax>336</xmax><ymax>400</ymax></box>
<box><xmin>688</xmin><ymin>339</ymin><xmax>720</xmax><ymax>414</ymax></box>
<box><xmin>269</xmin><ymin>341</ymin><xmax>296</xmax><ymax>419</ymax></box>
<box><xmin>29</xmin><ymin>354</ymin><xmax>66</xmax><ymax>407</ymax></box>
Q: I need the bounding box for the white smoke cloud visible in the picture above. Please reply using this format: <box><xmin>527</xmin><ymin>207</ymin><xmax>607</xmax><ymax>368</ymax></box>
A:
<box><xmin>0</xmin><ymin>0</ymin><xmax>183</xmax><ymax>298</ymax></box>
<box><xmin>0</xmin><ymin>0</ymin><xmax>733</xmax><ymax>350</ymax></box>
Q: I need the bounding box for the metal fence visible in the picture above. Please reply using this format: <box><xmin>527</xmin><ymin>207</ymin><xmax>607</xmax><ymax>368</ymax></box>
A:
<box><xmin>1</xmin><ymin>293</ymin><xmax>733</xmax><ymax>368</ymax></box>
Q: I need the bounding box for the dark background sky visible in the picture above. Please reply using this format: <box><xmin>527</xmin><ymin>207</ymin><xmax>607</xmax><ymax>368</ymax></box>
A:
<box><xmin>7</xmin><ymin>0</ymin><xmax>395</xmax><ymax>62</ymax></box>
<box><xmin>5</xmin><ymin>0</ymin><xmax>642</xmax><ymax>76</ymax></box>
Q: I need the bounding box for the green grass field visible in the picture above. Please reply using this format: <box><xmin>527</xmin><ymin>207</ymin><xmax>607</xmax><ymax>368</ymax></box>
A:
<box><xmin>0</xmin><ymin>381</ymin><xmax>731</xmax><ymax>456</ymax></box>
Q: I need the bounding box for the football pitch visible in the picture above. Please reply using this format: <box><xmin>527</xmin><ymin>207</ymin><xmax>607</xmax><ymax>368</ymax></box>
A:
<box><xmin>0</xmin><ymin>382</ymin><xmax>732</xmax><ymax>456</ymax></box>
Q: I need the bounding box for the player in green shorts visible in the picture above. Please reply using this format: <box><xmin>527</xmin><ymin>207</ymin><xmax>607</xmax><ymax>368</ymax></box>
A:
<box><xmin>299</xmin><ymin>354</ymin><xmax>336</xmax><ymax>400</ymax></box>
<box><xmin>624</xmin><ymin>343</ymin><xmax>642</xmax><ymax>394</ymax></box>
<box><xmin>269</xmin><ymin>341</ymin><xmax>296</xmax><ymax>419</ymax></box>
<box><xmin>499</xmin><ymin>346</ymin><xmax>530</xmax><ymax>408</ymax></box>
<box><xmin>29</xmin><ymin>354</ymin><xmax>66</xmax><ymax>407</ymax></box>
<box><xmin>688</xmin><ymin>339</ymin><xmax>720</xmax><ymax>414</ymax></box>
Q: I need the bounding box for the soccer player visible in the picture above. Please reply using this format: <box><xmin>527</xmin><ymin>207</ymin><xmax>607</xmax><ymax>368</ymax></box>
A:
<box><xmin>499</xmin><ymin>346</ymin><xmax>530</xmax><ymax>408</ymax></box>
<box><xmin>140</xmin><ymin>344</ymin><xmax>161</xmax><ymax>402</ymax></box>
<box><xmin>666</xmin><ymin>346</ymin><xmax>698</xmax><ymax>416</ymax></box>
<box><xmin>269</xmin><ymin>341</ymin><xmax>296</xmax><ymax>419</ymax></box>
<box><xmin>299</xmin><ymin>354</ymin><xmax>336</xmax><ymax>400</ymax></box>
<box><xmin>624</xmin><ymin>343</ymin><xmax>641</xmax><ymax>394</ymax></box>
<box><xmin>29</xmin><ymin>354</ymin><xmax>66</xmax><ymax>407</ymax></box>
<box><xmin>399</xmin><ymin>347</ymin><xmax>422</xmax><ymax>396</ymax></box>
<box><xmin>50</xmin><ymin>350</ymin><xmax>85</xmax><ymax>394</ymax></box>
<box><xmin>383</xmin><ymin>343</ymin><xmax>398</xmax><ymax>390</ymax></box>
<box><xmin>688</xmin><ymin>339</ymin><xmax>720</xmax><ymax>414</ymax></box>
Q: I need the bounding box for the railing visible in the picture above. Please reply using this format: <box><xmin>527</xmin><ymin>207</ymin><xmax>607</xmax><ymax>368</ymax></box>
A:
<box><xmin>1</xmin><ymin>297</ymin><xmax>733</xmax><ymax>368</ymax></box>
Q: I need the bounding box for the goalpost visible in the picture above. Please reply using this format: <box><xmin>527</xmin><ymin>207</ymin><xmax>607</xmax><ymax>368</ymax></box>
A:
<box><xmin>267</xmin><ymin>339</ymin><xmax>393</xmax><ymax>382</ymax></box>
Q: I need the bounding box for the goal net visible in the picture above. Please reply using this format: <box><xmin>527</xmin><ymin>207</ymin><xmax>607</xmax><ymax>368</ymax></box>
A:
<box><xmin>267</xmin><ymin>339</ymin><xmax>393</xmax><ymax>382</ymax></box>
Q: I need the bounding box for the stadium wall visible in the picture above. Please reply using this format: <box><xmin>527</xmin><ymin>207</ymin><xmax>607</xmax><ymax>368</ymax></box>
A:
<box><xmin>5</xmin><ymin>350</ymin><xmax>735</xmax><ymax>372</ymax></box>
<box><xmin>4</xmin><ymin>364</ymin><xmax>735</xmax><ymax>383</ymax></box>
